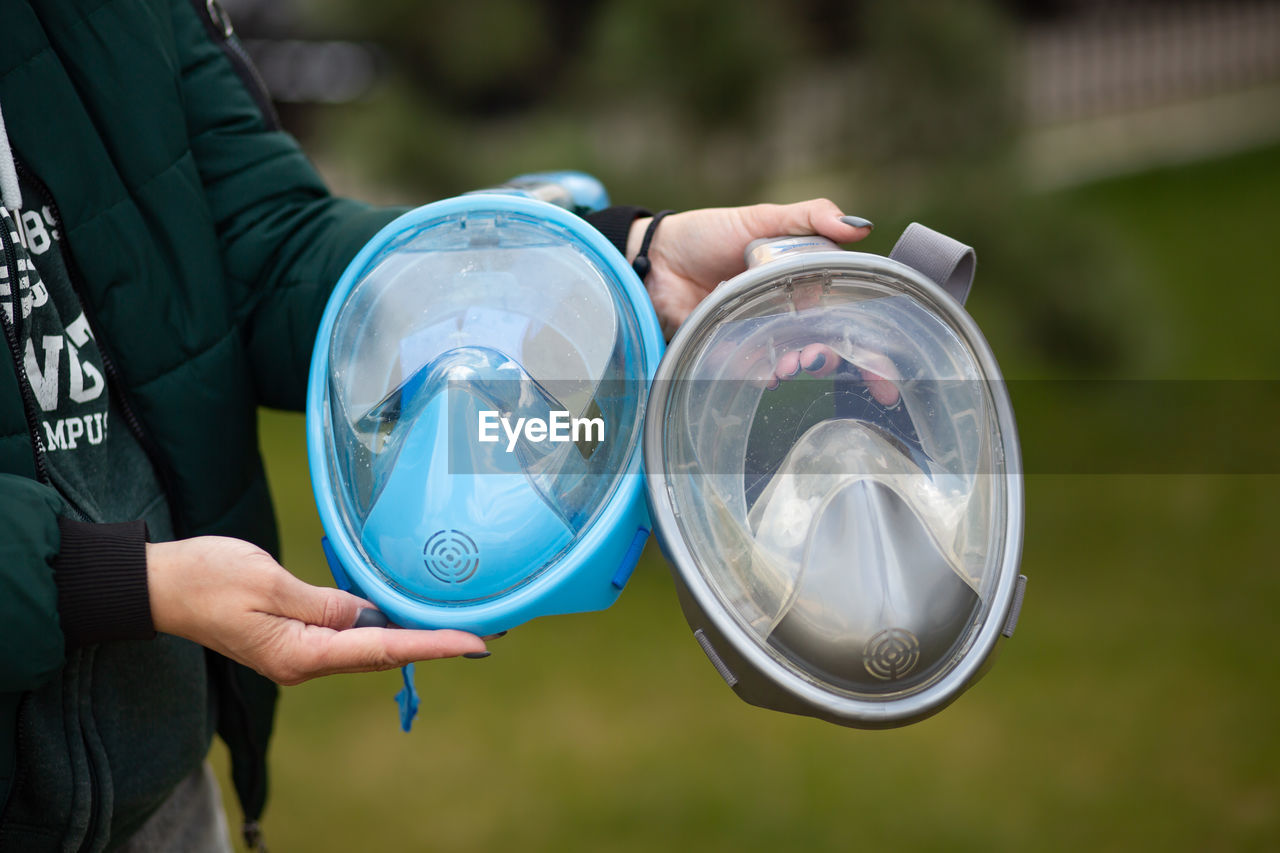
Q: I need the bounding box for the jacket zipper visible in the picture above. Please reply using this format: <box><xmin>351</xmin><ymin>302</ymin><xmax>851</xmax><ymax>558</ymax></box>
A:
<box><xmin>14</xmin><ymin>161</ymin><xmax>187</xmax><ymax>537</ymax></box>
<box><xmin>0</xmin><ymin>209</ymin><xmax>50</xmax><ymax>484</ymax></box>
<box><xmin>77</xmin><ymin>647</ymin><xmax>103</xmax><ymax>853</ymax></box>
<box><xmin>189</xmin><ymin>0</ymin><xmax>281</xmax><ymax>131</ymax></box>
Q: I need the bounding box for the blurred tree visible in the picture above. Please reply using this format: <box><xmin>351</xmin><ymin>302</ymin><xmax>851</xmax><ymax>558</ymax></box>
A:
<box><xmin>300</xmin><ymin>0</ymin><xmax>1140</xmax><ymax>372</ymax></box>
<box><xmin>850</xmin><ymin>0</ymin><xmax>1135</xmax><ymax>373</ymax></box>
<box><xmin>580</xmin><ymin>0</ymin><xmax>800</xmax><ymax>127</ymax></box>
<box><xmin>314</xmin><ymin>0</ymin><xmax>606</xmax><ymax>116</ymax></box>
<box><xmin>859</xmin><ymin>0</ymin><xmax>1017</xmax><ymax>171</ymax></box>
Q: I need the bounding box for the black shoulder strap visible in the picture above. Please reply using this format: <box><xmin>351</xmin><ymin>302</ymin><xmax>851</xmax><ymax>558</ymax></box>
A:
<box><xmin>208</xmin><ymin>650</ymin><xmax>278</xmax><ymax>851</ymax></box>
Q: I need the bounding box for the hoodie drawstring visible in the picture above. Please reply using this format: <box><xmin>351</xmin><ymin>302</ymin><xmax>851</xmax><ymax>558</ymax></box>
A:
<box><xmin>0</xmin><ymin>100</ymin><xmax>22</xmax><ymax>212</ymax></box>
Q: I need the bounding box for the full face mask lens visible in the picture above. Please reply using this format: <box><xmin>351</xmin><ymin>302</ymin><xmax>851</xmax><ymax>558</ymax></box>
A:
<box><xmin>308</xmin><ymin>196</ymin><xmax>663</xmax><ymax>635</ymax></box>
<box><xmin>646</xmin><ymin>232</ymin><xmax>1024</xmax><ymax>728</ymax></box>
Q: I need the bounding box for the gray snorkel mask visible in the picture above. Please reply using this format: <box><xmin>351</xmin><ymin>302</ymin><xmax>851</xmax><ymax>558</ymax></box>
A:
<box><xmin>644</xmin><ymin>224</ymin><xmax>1026</xmax><ymax>728</ymax></box>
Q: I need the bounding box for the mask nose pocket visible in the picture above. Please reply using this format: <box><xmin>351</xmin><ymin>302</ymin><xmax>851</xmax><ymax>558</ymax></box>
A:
<box><xmin>749</xmin><ymin>417</ymin><xmax>979</xmax><ymax>694</ymax></box>
<box><xmin>766</xmin><ymin>478</ymin><xmax>979</xmax><ymax>693</ymax></box>
<box><xmin>358</xmin><ymin>347</ymin><xmax>575</xmax><ymax>604</ymax></box>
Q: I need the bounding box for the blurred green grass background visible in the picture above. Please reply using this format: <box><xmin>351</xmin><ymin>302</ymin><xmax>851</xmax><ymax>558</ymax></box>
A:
<box><xmin>212</xmin><ymin>141</ymin><xmax>1280</xmax><ymax>850</ymax></box>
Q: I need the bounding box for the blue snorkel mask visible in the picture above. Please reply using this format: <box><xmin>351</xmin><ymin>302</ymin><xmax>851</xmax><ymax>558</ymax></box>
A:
<box><xmin>307</xmin><ymin>173</ymin><xmax>663</xmax><ymax>641</ymax></box>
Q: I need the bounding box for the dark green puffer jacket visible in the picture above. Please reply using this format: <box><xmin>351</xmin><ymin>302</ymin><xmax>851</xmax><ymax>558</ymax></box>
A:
<box><xmin>0</xmin><ymin>0</ymin><xmax>405</xmax><ymax>845</ymax></box>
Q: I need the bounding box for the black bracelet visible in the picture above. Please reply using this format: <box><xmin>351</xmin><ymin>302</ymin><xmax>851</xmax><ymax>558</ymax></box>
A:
<box><xmin>631</xmin><ymin>209</ymin><xmax>675</xmax><ymax>281</ymax></box>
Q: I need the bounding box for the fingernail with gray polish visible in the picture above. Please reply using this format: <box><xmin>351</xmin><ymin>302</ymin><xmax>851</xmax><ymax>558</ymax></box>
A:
<box><xmin>804</xmin><ymin>353</ymin><xmax>827</xmax><ymax>372</ymax></box>
<box><xmin>353</xmin><ymin>607</ymin><xmax>390</xmax><ymax>629</ymax></box>
<box><xmin>841</xmin><ymin>215</ymin><xmax>874</xmax><ymax>230</ymax></box>
<box><xmin>463</xmin><ymin>651</ymin><xmax>492</xmax><ymax>659</ymax></box>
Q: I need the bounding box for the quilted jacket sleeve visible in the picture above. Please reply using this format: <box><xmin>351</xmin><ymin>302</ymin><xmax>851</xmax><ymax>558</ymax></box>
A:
<box><xmin>0</xmin><ymin>471</ymin><xmax>157</xmax><ymax>694</ymax></box>
<box><xmin>0</xmin><ymin>474</ymin><xmax>67</xmax><ymax>693</ymax></box>
<box><xmin>171</xmin><ymin>0</ymin><xmax>406</xmax><ymax>411</ymax></box>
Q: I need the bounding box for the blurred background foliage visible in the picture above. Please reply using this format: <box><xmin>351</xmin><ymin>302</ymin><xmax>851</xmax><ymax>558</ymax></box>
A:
<box><xmin>235</xmin><ymin>0</ymin><xmax>1159</xmax><ymax>375</ymax></box>
<box><xmin>215</xmin><ymin>0</ymin><xmax>1279</xmax><ymax>849</ymax></box>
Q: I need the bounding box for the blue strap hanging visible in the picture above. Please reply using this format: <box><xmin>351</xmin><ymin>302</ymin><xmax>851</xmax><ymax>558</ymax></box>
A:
<box><xmin>395</xmin><ymin>663</ymin><xmax>420</xmax><ymax>732</ymax></box>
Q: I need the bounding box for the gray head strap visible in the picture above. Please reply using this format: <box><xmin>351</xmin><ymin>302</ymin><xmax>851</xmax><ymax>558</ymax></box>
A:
<box><xmin>889</xmin><ymin>222</ymin><xmax>976</xmax><ymax>305</ymax></box>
